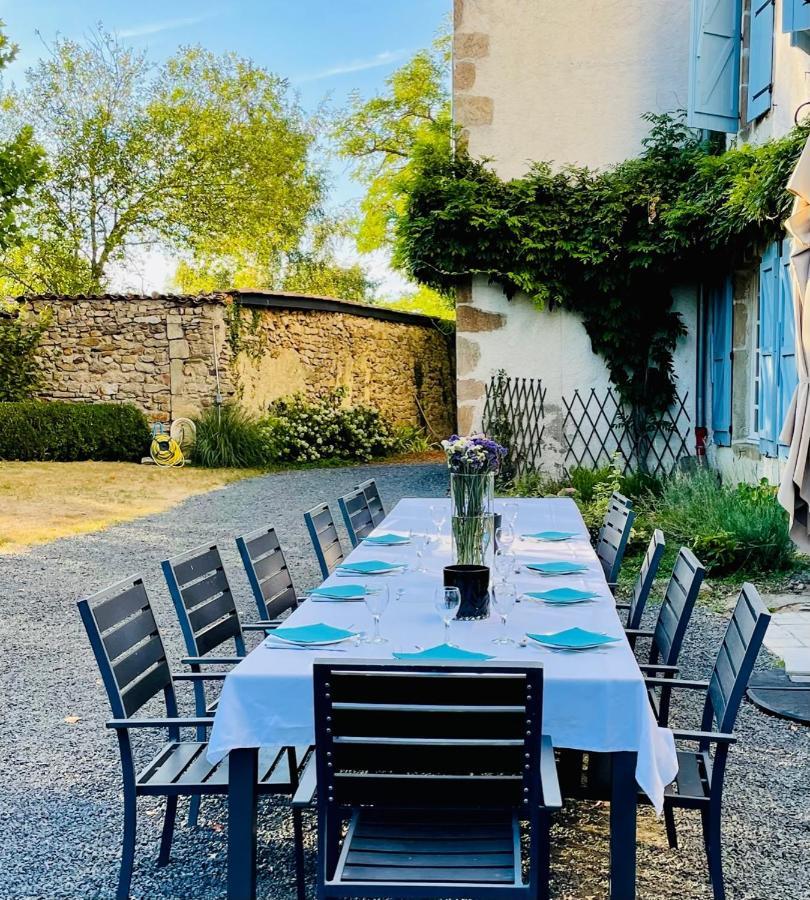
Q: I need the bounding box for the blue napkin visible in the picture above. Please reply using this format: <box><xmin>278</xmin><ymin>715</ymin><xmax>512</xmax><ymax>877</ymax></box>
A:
<box><xmin>393</xmin><ymin>643</ymin><xmax>494</xmax><ymax>661</ymax></box>
<box><xmin>526</xmin><ymin>561</ymin><xmax>589</xmax><ymax>575</ymax></box>
<box><xmin>525</xmin><ymin>587</ymin><xmax>597</xmax><ymax>604</ymax></box>
<box><xmin>363</xmin><ymin>533</ymin><xmax>410</xmax><ymax>545</ymax></box>
<box><xmin>309</xmin><ymin>584</ymin><xmax>365</xmax><ymax>601</ymax></box>
<box><xmin>525</xmin><ymin>627</ymin><xmax>619</xmax><ymax>650</ymax></box>
<box><xmin>522</xmin><ymin>530</ymin><xmax>577</xmax><ymax>542</ymax></box>
<box><xmin>337</xmin><ymin>560</ymin><xmax>403</xmax><ymax>574</ymax></box>
<box><xmin>269</xmin><ymin>623</ymin><xmax>358</xmax><ymax>645</ymax></box>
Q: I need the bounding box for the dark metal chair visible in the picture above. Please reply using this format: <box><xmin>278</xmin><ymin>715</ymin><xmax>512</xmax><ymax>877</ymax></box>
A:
<box><xmin>627</xmin><ymin>546</ymin><xmax>705</xmax><ymax>725</ymax></box>
<box><xmin>338</xmin><ymin>486</ymin><xmax>375</xmax><ymax>548</ymax></box>
<box><xmin>162</xmin><ymin>542</ymin><xmax>293</xmax><ymax>826</ymax></box>
<box><xmin>77</xmin><ymin>576</ymin><xmax>301</xmax><ymax>900</ymax></box>
<box><xmin>235</xmin><ymin>525</ymin><xmax>303</xmax><ymax>622</ymax></box>
<box><xmin>304</xmin><ymin>502</ymin><xmax>346</xmax><ymax>580</ymax></box>
<box><xmin>614</xmin><ymin>528</ymin><xmax>666</xmax><ymax>629</ymax></box>
<box><xmin>295</xmin><ymin>658</ymin><xmax>561</xmax><ymax>899</ymax></box>
<box><xmin>595</xmin><ymin>498</ymin><xmax>635</xmax><ymax>588</ymax></box>
<box><xmin>357</xmin><ymin>477</ymin><xmax>386</xmax><ymax>526</ymax></box>
<box><xmin>642</xmin><ymin>584</ymin><xmax>771</xmax><ymax>900</ymax></box>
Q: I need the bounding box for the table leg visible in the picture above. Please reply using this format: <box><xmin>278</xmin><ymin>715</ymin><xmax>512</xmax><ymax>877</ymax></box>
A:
<box><xmin>228</xmin><ymin>747</ymin><xmax>258</xmax><ymax>900</ymax></box>
<box><xmin>610</xmin><ymin>751</ymin><xmax>637</xmax><ymax>900</ymax></box>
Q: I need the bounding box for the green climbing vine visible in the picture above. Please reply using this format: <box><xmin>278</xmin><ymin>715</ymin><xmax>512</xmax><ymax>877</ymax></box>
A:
<box><xmin>394</xmin><ymin>113</ymin><xmax>808</xmax><ymax>457</ymax></box>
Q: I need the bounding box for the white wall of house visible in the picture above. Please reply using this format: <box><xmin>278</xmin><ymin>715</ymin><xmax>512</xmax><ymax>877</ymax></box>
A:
<box><xmin>454</xmin><ymin>0</ymin><xmax>695</xmax><ymax>468</ymax></box>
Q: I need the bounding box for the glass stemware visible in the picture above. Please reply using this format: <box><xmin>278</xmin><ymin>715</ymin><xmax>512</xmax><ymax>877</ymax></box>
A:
<box><xmin>363</xmin><ymin>584</ymin><xmax>390</xmax><ymax>644</ymax></box>
<box><xmin>410</xmin><ymin>530</ymin><xmax>431</xmax><ymax>573</ymax></box>
<box><xmin>429</xmin><ymin>502</ymin><xmax>447</xmax><ymax>538</ymax></box>
<box><xmin>493</xmin><ymin>548</ymin><xmax>516</xmax><ymax>583</ymax></box>
<box><xmin>434</xmin><ymin>586</ymin><xmax>461</xmax><ymax>644</ymax></box>
<box><xmin>502</xmin><ymin>501</ymin><xmax>519</xmax><ymax>530</ymax></box>
<box><xmin>491</xmin><ymin>582</ymin><xmax>517</xmax><ymax>644</ymax></box>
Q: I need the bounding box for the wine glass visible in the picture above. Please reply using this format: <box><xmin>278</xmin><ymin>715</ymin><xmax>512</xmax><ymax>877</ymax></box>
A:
<box><xmin>434</xmin><ymin>586</ymin><xmax>461</xmax><ymax>645</ymax></box>
<box><xmin>410</xmin><ymin>530</ymin><xmax>431</xmax><ymax>573</ymax></box>
<box><xmin>494</xmin><ymin>548</ymin><xmax>516</xmax><ymax>583</ymax></box>
<box><xmin>491</xmin><ymin>582</ymin><xmax>517</xmax><ymax>644</ymax></box>
<box><xmin>502</xmin><ymin>501</ymin><xmax>519</xmax><ymax>530</ymax></box>
<box><xmin>429</xmin><ymin>502</ymin><xmax>447</xmax><ymax>537</ymax></box>
<box><xmin>495</xmin><ymin>521</ymin><xmax>516</xmax><ymax>552</ymax></box>
<box><xmin>363</xmin><ymin>584</ymin><xmax>390</xmax><ymax>644</ymax></box>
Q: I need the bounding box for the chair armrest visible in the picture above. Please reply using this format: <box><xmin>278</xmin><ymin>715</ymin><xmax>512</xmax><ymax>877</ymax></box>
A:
<box><xmin>172</xmin><ymin>671</ymin><xmax>228</xmax><ymax>682</ymax></box>
<box><xmin>624</xmin><ymin>628</ymin><xmax>654</xmax><ymax>638</ymax></box>
<box><xmin>539</xmin><ymin>735</ymin><xmax>562</xmax><ymax>810</ymax></box>
<box><xmin>106</xmin><ymin>717</ymin><xmax>215</xmax><ymax>730</ymax></box>
<box><xmin>644</xmin><ymin>678</ymin><xmax>710</xmax><ymax>690</ymax></box>
<box><xmin>181</xmin><ymin>656</ymin><xmax>243</xmax><ymax>666</ymax></box>
<box><xmin>672</xmin><ymin>729</ymin><xmax>737</xmax><ymax>744</ymax></box>
<box><xmin>292</xmin><ymin>753</ymin><xmax>318</xmax><ymax>809</ymax></box>
<box><xmin>639</xmin><ymin>664</ymin><xmax>679</xmax><ymax>675</ymax></box>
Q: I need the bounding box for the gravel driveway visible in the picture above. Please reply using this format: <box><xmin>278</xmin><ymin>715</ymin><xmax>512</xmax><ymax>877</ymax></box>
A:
<box><xmin>1</xmin><ymin>461</ymin><xmax>807</xmax><ymax>899</ymax></box>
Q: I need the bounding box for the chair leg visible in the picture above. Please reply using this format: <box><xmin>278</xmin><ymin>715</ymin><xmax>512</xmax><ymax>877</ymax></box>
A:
<box><xmin>117</xmin><ymin>790</ymin><xmax>137</xmax><ymax>900</ymax></box>
<box><xmin>158</xmin><ymin>796</ymin><xmax>178</xmax><ymax>867</ymax></box>
<box><xmin>663</xmin><ymin>804</ymin><xmax>678</xmax><ymax>849</ymax></box>
<box><xmin>293</xmin><ymin>808</ymin><xmax>306</xmax><ymax>900</ymax></box>
<box><xmin>188</xmin><ymin>794</ymin><xmax>201</xmax><ymax>827</ymax></box>
<box><xmin>701</xmin><ymin>807</ymin><xmax>726</xmax><ymax>900</ymax></box>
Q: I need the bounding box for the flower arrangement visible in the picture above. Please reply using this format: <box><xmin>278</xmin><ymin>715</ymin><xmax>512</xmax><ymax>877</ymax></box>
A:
<box><xmin>441</xmin><ymin>434</ymin><xmax>507</xmax><ymax>475</ymax></box>
<box><xmin>442</xmin><ymin>434</ymin><xmax>507</xmax><ymax>566</ymax></box>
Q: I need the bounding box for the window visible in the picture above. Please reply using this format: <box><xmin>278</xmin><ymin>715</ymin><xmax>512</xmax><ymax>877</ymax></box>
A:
<box><xmin>783</xmin><ymin>0</ymin><xmax>810</xmax><ymax>33</ymax></box>
<box><xmin>757</xmin><ymin>241</ymin><xmax>798</xmax><ymax>456</ymax></box>
<box><xmin>688</xmin><ymin>0</ymin><xmax>774</xmax><ymax>131</ymax></box>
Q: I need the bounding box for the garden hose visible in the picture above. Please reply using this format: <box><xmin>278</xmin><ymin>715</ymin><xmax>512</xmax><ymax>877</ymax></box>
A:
<box><xmin>150</xmin><ymin>431</ymin><xmax>185</xmax><ymax>467</ymax></box>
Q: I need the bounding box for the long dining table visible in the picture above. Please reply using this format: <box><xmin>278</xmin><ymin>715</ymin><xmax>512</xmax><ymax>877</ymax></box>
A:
<box><xmin>208</xmin><ymin>496</ymin><xmax>679</xmax><ymax>899</ymax></box>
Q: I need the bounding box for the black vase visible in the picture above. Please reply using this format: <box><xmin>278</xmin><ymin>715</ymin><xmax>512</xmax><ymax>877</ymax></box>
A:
<box><xmin>444</xmin><ymin>564</ymin><xmax>491</xmax><ymax>621</ymax></box>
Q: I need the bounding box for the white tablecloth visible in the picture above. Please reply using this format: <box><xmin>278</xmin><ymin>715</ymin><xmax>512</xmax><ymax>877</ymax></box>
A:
<box><xmin>207</xmin><ymin>497</ymin><xmax>678</xmax><ymax>812</ymax></box>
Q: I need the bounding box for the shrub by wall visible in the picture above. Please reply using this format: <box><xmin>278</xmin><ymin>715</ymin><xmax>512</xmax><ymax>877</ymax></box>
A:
<box><xmin>0</xmin><ymin>401</ymin><xmax>151</xmax><ymax>462</ymax></box>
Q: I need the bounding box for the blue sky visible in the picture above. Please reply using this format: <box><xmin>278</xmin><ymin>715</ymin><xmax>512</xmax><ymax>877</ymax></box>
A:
<box><xmin>0</xmin><ymin>0</ymin><xmax>449</xmax><ymax>292</ymax></box>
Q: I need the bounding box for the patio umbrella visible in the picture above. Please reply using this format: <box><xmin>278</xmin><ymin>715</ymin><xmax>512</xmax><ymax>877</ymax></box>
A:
<box><xmin>777</xmin><ymin>137</ymin><xmax>810</xmax><ymax>552</ymax></box>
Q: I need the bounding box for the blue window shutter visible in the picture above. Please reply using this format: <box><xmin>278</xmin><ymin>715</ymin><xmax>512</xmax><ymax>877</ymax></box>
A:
<box><xmin>709</xmin><ymin>277</ymin><xmax>733</xmax><ymax>446</ymax></box>
<box><xmin>689</xmin><ymin>0</ymin><xmax>743</xmax><ymax>132</ymax></box>
<box><xmin>783</xmin><ymin>0</ymin><xmax>810</xmax><ymax>32</ymax></box>
<box><xmin>778</xmin><ymin>243</ymin><xmax>798</xmax><ymax>455</ymax></box>
<box><xmin>747</xmin><ymin>1</ymin><xmax>774</xmax><ymax>121</ymax></box>
<box><xmin>758</xmin><ymin>243</ymin><xmax>779</xmax><ymax>456</ymax></box>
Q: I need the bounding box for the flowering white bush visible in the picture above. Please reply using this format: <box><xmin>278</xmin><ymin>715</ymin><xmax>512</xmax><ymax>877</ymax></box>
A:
<box><xmin>258</xmin><ymin>388</ymin><xmax>399</xmax><ymax>463</ymax></box>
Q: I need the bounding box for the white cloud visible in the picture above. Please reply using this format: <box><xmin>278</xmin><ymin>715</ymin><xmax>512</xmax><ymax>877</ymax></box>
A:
<box><xmin>118</xmin><ymin>13</ymin><xmax>218</xmax><ymax>40</ymax></box>
<box><xmin>296</xmin><ymin>48</ymin><xmax>411</xmax><ymax>83</ymax></box>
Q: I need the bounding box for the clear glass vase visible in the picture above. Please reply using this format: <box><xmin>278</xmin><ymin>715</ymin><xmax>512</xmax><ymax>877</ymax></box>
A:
<box><xmin>450</xmin><ymin>472</ymin><xmax>495</xmax><ymax>566</ymax></box>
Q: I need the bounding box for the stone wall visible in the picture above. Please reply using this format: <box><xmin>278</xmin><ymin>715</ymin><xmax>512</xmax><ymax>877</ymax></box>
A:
<box><xmin>24</xmin><ymin>292</ymin><xmax>456</xmax><ymax>436</ymax></box>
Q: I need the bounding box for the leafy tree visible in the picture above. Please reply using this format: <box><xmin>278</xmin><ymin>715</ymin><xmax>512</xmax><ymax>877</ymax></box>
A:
<box><xmin>174</xmin><ymin>219</ymin><xmax>377</xmax><ymax>302</ymax></box>
<box><xmin>0</xmin><ymin>30</ymin><xmax>322</xmax><ymax>294</ymax></box>
<box><xmin>0</xmin><ymin>24</ymin><xmax>46</xmax><ymax>282</ymax></box>
<box><xmin>382</xmin><ymin>285</ymin><xmax>454</xmax><ymax>321</ymax></box>
<box><xmin>0</xmin><ymin>299</ymin><xmax>53</xmax><ymax>400</ymax></box>
<box><xmin>332</xmin><ymin>31</ymin><xmax>452</xmax><ymax>254</ymax></box>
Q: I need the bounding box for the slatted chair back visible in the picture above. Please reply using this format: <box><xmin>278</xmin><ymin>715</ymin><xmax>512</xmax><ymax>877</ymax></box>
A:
<box><xmin>625</xmin><ymin>529</ymin><xmax>666</xmax><ymax>629</ymax></box>
<box><xmin>649</xmin><ymin>546</ymin><xmax>704</xmax><ymax>667</ymax></box>
<box><xmin>357</xmin><ymin>478</ymin><xmax>386</xmax><ymax>526</ymax></box>
<box><xmin>338</xmin><ymin>487</ymin><xmax>375</xmax><ymax>548</ymax></box>
<box><xmin>595</xmin><ymin>501</ymin><xmax>635</xmax><ymax>583</ymax></box>
<box><xmin>314</xmin><ymin>659</ymin><xmax>544</xmax><ymax>811</ymax></box>
<box><xmin>235</xmin><ymin>526</ymin><xmax>299</xmax><ymax>621</ymax></box>
<box><xmin>703</xmin><ymin>583</ymin><xmax>771</xmax><ymax>738</ymax></box>
<box><xmin>77</xmin><ymin>576</ymin><xmax>177</xmax><ymax>721</ymax></box>
<box><xmin>304</xmin><ymin>502</ymin><xmax>345</xmax><ymax>580</ymax></box>
<box><xmin>162</xmin><ymin>543</ymin><xmax>245</xmax><ymax>659</ymax></box>
<box><xmin>612</xmin><ymin>491</ymin><xmax>633</xmax><ymax>509</ymax></box>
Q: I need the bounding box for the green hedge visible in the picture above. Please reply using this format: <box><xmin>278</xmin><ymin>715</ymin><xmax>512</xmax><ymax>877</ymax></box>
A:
<box><xmin>0</xmin><ymin>401</ymin><xmax>151</xmax><ymax>462</ymax></box>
